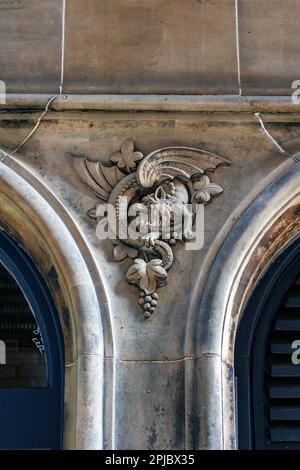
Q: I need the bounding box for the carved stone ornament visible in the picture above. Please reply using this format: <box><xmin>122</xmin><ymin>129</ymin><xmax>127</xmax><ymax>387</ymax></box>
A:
<box><xmin>74</xmin><ymin>140</ymin><xmax>231</xmax><ymax>319</ymax></box>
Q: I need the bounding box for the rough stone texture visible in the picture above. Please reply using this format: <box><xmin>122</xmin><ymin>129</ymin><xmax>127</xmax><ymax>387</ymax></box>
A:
<box><xmin>64</xmin><ymin>0</ymin><xmax>238</xmax><ymax>94</ymax></box>
<box><xmin>0</xmin><ymin>0</ymin><xmax>62</xmax><ymax>93</ymax></box>
<box><xmin>2</xmin><ymin>1</ymin><xmax>300</xmax><ymax>95</ymax></box>
<box><xmin>113</xmin><ymin>360</ymin><xmax>185</xmax><ymax>450</ymax></box>
<box><xmin>75</xmin><ymin>355</ymin><xmax>103</xmax><ymax>450</ymax></box>
<box><xmin>239</xmin><ymin>0</ymin><xmax>300</xmax><ymax>95</ymax></box>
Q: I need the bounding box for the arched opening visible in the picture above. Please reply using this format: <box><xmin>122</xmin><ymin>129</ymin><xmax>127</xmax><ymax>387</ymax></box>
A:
<box><xmin>236</xmin><ymin>236</ymin><xmax>300</xmax><ymax>449</ymax></box>
<box><xmin>190</xmin><ymin>157</ymin><xmax>300</xmax><ymax>449</ymax></box>
<box><xmin>0</xmin><ymin>153</ymin><xmax>110</xmax><ymax>449</ymax></box>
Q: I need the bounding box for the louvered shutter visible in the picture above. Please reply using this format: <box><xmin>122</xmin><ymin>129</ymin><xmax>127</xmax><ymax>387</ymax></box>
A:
<box><xmin>266</xmin><ymin>275</ymin><xmax>300</xmax><ymax>448</ymax></box>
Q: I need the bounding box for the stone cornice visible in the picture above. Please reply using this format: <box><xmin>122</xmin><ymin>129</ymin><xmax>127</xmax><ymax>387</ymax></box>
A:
<box><xmin>1</xmin><ymin>94</ymin><xmax>300</xmax><ymax>115</ymax></box>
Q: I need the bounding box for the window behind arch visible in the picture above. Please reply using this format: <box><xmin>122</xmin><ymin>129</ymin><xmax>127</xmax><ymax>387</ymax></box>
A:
<box><xmin>0</xmin><ymin>230</ymin><xmax>64</xmax><ymax>449</ymax></box>
<box><xmin>0</xmin><ymin>262</ymin><xmax>47</xmax><ymax>388</ymax></box>
<box><xmin>236</xmin><ymin>238</ymin><xmax>300</xmax><ymax>449</ymax></box>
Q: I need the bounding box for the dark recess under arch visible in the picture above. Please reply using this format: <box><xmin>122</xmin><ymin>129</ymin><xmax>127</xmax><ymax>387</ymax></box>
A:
<box><xmin>236</xmin><ymin>236</ymin><xmax>300</xmax><ymax>449</ymax></box>
<box><xmin>0</xmin><ymin>230</ymin><xmax>64</xmax><ymax>449</ymax></box>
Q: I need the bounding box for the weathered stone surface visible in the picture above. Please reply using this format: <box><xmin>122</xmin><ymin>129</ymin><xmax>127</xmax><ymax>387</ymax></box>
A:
<box><xmin>0</xmin><ymin>0</ymin><xmax>62</xmax><ymax>93</ymax></box>
<box><xmin>2</xmin><ymin>0</ymin><xmax>300</xmax><ymax>95</ymax></box>
<box><xmin>63</xmin><ymin>0</ymin><xmax>238</xmax><ymax>94</ymax></box>
<box><xmin>2</xmin><ymin>1</ymin><xmax>300</xmax><ymax>95</ymax></box>
<box><xmin>112</xmin><ymin>360</ymin><xmax>185</xmax><ymax>449</ymax></box>
<box><xmin>75</xmin><ymin>355</ymin><xmax>103</xmax><ymax>450</ymax></box>
<box><xmin>239</xmin><ymin>0</ymin><xmax>300</xmax><ymax>95</ymax></box>
<box><xmin>185</xmin><ymin>355</ymin><xmax>223</xmax><ymax>450</ymax></box>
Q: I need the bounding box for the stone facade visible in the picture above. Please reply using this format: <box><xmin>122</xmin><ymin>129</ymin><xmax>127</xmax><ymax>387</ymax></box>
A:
<box><xmin>0</xmin><ymin>0</ymin><xmax>300</xmax><ymax>450</ymax></box>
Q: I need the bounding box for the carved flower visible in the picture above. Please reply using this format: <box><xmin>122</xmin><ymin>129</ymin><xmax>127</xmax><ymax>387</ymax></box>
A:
<box><xmin>126</xmin><ymin>258</ymin><xmax>167</xmax><ymax>294</ymax></box>
<box><xmin>193</xmin><ymin>175</ymin><xmax>223</xmax><ymax>204</ymax></box>
<box><xmin>112</xmin><ymin>240</ymin><xmax>138</xmax><ymax>261</ymax></box>
<box><xmin>110</xmin><ymin>139</ymin><xmax>143</xmax><ymax>172</ymax></box>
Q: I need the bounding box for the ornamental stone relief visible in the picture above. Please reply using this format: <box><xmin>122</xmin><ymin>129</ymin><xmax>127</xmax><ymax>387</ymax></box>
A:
<box><xmin>74</xmin><ymin>140</ymin><xmax>231</xmax><ymax>319</ymax></box>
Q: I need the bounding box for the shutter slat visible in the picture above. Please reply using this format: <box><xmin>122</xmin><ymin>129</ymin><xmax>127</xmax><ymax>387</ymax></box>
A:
<box><xmin>271</xmin><ymin>427</ymin><xmax>300</xmax><ymax>442</ymax></box>
<box><xmin>265</xmin><ymin>271</ymin><xmax>300</xmax><ymax>447</ymax></box>
<box><xmin>285</xmin><ymin>296</ymin><xmax>300</xmax><ymax>308</ymax></box>
<box><xmin>270</xmin><ymin>407</ymin><xmax>300</xmax><ymax>420</ymax></box>
<box><xmin>269</xmin><ymin>385</ymin><xmax>300</xmax><ymax>399</ymax></box>
<box><xmin>270</xmin><ymin>341</ymin><xmax>294</xmax><ymax>354</ymax></box>
<box><xmin>274</xmin><ymin>319</ymin><xmax>300</xmax><ymax>331</ymax></box>
<box><xmin>271</xmin><ymin>365</ymin><xmax>300</xmax><ymax>377</ymax></box>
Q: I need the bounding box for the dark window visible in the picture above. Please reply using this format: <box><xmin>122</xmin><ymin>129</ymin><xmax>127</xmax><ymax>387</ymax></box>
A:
<box><xmin>0</xmin><ymin>263</ymin><xmax>47</xmax><ymax>388</ymax></box>
<box><xmin>0</xmin><ymin>231</ymin><xmax>64</xmax><ymax>449</ymax></box>
<box><xmin>236</xmin><ymin>237</ymin><xmax>300</xmax><ymax>449</ymax></box>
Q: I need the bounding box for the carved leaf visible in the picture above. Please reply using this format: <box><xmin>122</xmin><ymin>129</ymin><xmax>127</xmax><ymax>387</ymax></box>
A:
<box><xmin>73</xmin><ymin>158</ymin><xmax>125</xmax><ymax>201</ymax></box>
<box><xmin>193</xmin><ymin>175</ymin><xmax>210</xmax><ymax>189</ymax></box>
<box><xmin>205</xmin><ymin>183</ymin><xmax>223</xmax><ymax>195</ymax></box>
<box><xmin>100</xmin><ymin>163</ymin><xmax>125</xmax><ymax>188</ymax></box>
<box><xmin>193</xmin><ymin>175</ymin><xmax>223</xmax><ymax>204</ymax></box>
<box><xmin>110</xmin><ymin>139</ymin><xmax>143</xmax><ymax>172</ymax></box>
<box><xmin>126</xmin><ymin>258</ymin><xmax>167</xmax><ymax>294</ymax></box>
<box><xmin>112</xmin><ymin>240</ymin><xmax>138</xmax><ymax>261</ymax></box>
<box><xmin>85</xmin><ymin>160</ymin><xmax>112</xmax><ymax>193</ymax></box>
<box><xmin>194</xmin><ymin>190</ymin><xmax>211</xmax><ymax>203</ymax></box>
<box><xmin>73</xmin><ymin>158</ymin><xmax>110</xmax><ymax>200</ymax></box>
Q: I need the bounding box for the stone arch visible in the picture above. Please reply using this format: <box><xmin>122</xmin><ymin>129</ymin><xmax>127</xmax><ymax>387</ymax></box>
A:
<box><xmin>0</xmin><ymin>152</ymin><xmax>112</xmax><ymax>449</ymax></box>
<box><xmin>190</xmin><ymin>156</ymin><xmax>300</xmax><ymax>449</ymax></box>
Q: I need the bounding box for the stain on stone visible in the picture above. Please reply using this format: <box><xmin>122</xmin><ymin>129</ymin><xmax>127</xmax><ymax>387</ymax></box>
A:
<box><xmin>0</xmin><ymin>120</ymin><xmax>34</xmax><ymax>129</ymax></box>
<box><xmin>195</xmin><ymin>0</ymin><xmax>216</xmax><ymax>5</ymax></box>
<box><xmin>154</xmin><ymin>404</ymin><xmax>166</xmax><ymax>418</ymax></box>
<box><xmin>230</xmin><ymin>433</ymin><xmax>236</xmax><ymax>449</ymax></box>
<box><xmin>293</xmin><ymin>204</ymin><xmax>300</xmax><ymax>215</ymax></box>
<box><xmin>188</xmin><ymin>413</ymin><xmax>200</xmax><ymax>448</ymax></box>
<box><xmin>63</xmin><ymin>307</ymin><xmax>71</xmax><ymax>330</ymax></box>
<box><xmin>0</xmin><ymin>0</ymin><xmax>24</xmax><ymax>11</ymax></box>
<box><xmin>227</xmin><ymin>364</ymin><xmax>233</xmax><ymax>381</ymax></box>
<box><xmin>0</xmin><ymin>223</ymin><xmax>24</xmax><ymax>248</ymax></box>
<box><xmin>48</xmin><ymin>265</ymin><xmax>60</xmax><ymax>290</ymax></box>
<box><xmin>147</xmin><ymin>425</ymin><xmax>158</xmax><ymax>449</ymax></box>
<box><xmin>87</xmin><ymin>332</ymin><xmax>99</xmax><ymax>349</ymax></box>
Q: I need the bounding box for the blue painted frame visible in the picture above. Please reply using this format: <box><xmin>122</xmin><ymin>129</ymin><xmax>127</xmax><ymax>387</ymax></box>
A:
<box><xmin>0</xmin><ymin>230</ymin><xmax>65</xmax><ymax>449</ymax></box>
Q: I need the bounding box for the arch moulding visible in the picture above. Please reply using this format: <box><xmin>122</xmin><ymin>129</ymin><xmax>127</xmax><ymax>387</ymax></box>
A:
<box><xmin>192</xmin><ymin>156</ymin><xmax>300</xmax><ymax>449</ymax></box>
<box><xmin>0</xmin><ymin>152</ymin><xmax>112</xmax><ymax>449</ymax></box>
